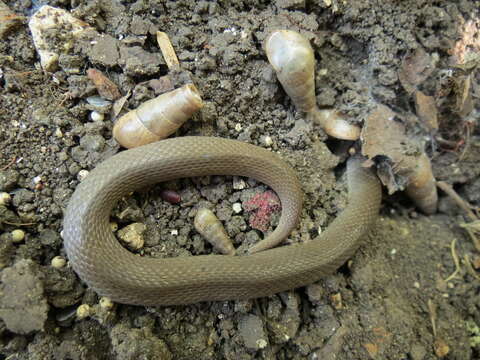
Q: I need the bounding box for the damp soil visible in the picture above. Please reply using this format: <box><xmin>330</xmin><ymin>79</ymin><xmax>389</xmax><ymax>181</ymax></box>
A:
<box><xmin>1</xmin><ymin>0</ymin><xmax>479</xmax><ymax>359</ymax></box>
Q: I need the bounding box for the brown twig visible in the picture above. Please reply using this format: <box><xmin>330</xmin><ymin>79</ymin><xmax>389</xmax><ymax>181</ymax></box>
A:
<box><xmin>2</xmin><ymin>221</ymin><xmax>36</xmax><ymax>226</ymax></box>
<box><xmin>1</xmin><ymin>156</ymin><xmax>16</xmax><ymax>171</ymax></box>
<box><xmin>436</xmin><ymin>181</ymin><xmax>478</xmax><ymax>221</ymax></box>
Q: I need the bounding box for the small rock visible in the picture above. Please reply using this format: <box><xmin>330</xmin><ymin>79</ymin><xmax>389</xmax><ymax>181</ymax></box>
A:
<box><xmin>232</xmin><ymin>203</ymin><xmax>242</xmax><ymax>214</ymax></box>
<box><xmin>12</xmin><ymin>189</ymin><xmax>34</xmax><ymax>207</ymax></box>
<box><xmin>51</xmin><ymin>256</ymin><xmax>66</xmax><ymax>269</ymax></box>
<box><xmin>80</xmin><ymin>134</ymin><xmax>106</xmax><ymax>153</ymax></box>
<box><xmin>89</xmin><ymin>34</ymin><xmax>120</xmax><ymax>67</ymax></box>
<box><xmin>77</xmin><ymin>169</ymin><xmax>89</xmax><ymax>181</ymax></box>
<box><xmin>99</xmin><ymin>297</ymin><xmax>114</xmax><ymax>310</ymax></box>
<box><xmin>76</xmin><ymin>304</ymin><xmax>91</xmax><ymax>320</ymax></box>
<box><xmin>119</xmin><ymin>45</ymin><xmax>163</xmax><ymax>76</ymax></box>
<box><xmin>0</xmin><ymin>169</ymin><xmax>19</xmax><ymax>192</ymax></box>
<box><xmin>232</xmin><ymin>177</ymin><xmax>246</xmax><ymax>190</ymax></box>
<box><xmin>117</xmin><ymin>223</ymin><xmax>146</xmax><ymax>250</ymax></box>
<box><xmin>0</xmin><ymin>260</ymin><xmax>49</xmax><ymax>334</ymax></box>
<box><xmin>110</xmin><ymin>323</ymin><xmax>172</xmax><ymax>360</ymax></box>
<box><xmin>90</xmin><ymin>111</ymin><xmax>104</xmax><ymax>122</ymax></box>
<box><xmin>0</xmin><ymin>192</ymin><xmax>11</xmax><ymax>205</ymax></box>
<box><xmin>11</xmin><ymin>229</ymin><xmax>25</xmax><ymax>243</ymax></box>
<box><xmin>238</xmin><ymin>315</ymin><xmax>268</xmax><ymax>351</ymax></box>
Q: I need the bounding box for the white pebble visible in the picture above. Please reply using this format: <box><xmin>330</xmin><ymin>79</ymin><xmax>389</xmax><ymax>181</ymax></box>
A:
<box><xmin>99</xmin><ymin>297</ymin><xmax>114</xmax><ymax>310</ymax></box>
<box><xmin>235</xmin><ymin>123</ymin><xmax>242</xmax><ymax>132</ymax></box>
<box><xmin>262</xmin><ymin>135</ymin><xmax>273</xmax><ymax>147</ymax></box>
<box><xmin>256</xmin><ymin>339</ymin><xmax>268</xmax><ymax>349</ymax></box>
<box><xmin>90</xmin><ymin>111</ymin><xmax>104</xmax><ymax>122</ymax></box>
<box><xmin>76</xmin><ymin>304</ymin><xmax>91</xmax><ymax>320</ymax></box>
<box><xmin>0</xmin><ymin>192</ymin><xmax>11</xmax><ymax>205</ymax></box>
<box><xmin>171</xmin><ymin>229</ymin><xmax>178</xmax><ymax>236</ymax></box>
<box><xmin>232</xmin><ymin>203</ymin><xmax>242</xmax><ymax>213</ymax></box>
<box><xmin>33</xmin><ymin>175</ymin><xmax>42</xmax><ymax>184</ymax></box>
<box><xmin>232</xmin><ymin>176</ymin><xmax>246</xmax><ymax>190</ymax></box>
<box><xmin>51</xmin><ymin>256</ymin><xmax>66</xmax><ymax>268</ymax></box>
<box><xmin>55</xmin><ymin>128</ymin><xmax>63</xmax><ymax>138</ymax></box>
<box><xmin>77</xmin><ymin>169</ymin><xmax>89</xmax><ymax>181</ymax></box>
<box><xmin>11</xmin><ymin>229</ymin><xmax>25</xmax><ymax>243</ymax></box>
<box><xmin>117</xmin><ymin>223</ymin><xmax>146</xmax><ymax>250</ymax></box>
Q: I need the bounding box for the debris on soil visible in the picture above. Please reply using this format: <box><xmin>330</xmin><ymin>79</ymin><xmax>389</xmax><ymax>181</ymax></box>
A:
<box><xmin>414</xmin><ymin>90</ymin><xmax>438</xmax><ymax>132</ymax></box>
<box><xmin>0</xmin><ymin>1</ymin><xmax>23</xmax><ymax>39</ymax></box>
<box><xmin>238</xmin><ymin>314</ymin><xmax>268</xmax><ymax>351</ymax></box>
<box><xmin>361</xmin><ymin>104</ymin><xmax>438</xmax><ymax>213</ymax></box>
<box><xmin>243</xmin><ymin>190</ymin><xmax>281</xmax><ymax>232</ymax></box>
<box><xmin>0</xmin><ymin>260</ymin><xmax>49</xmax><ymax>334</ymax></box>
<box><xmin>398</xmin><ymin>47</ymin><xmax>434</xmax><ymax>95</ymax></box>
<box><xmin>117</xmin><ymin>223</ymin><xmax>146</xmax><ymax>250</ymax></box>
<box><xmin>110</xmin><ymin>323</ymin><xmax>172</xmax><ymax>360</ymax></box>
<box><xmin>86</xmin><ymin>68</ymin><xmax>121</xmax><ymax>101</ymax></box>
<box><xmin>28</xmin><ymin>6</ymin><xmax>93</xmax><ymax>71</ymax></box>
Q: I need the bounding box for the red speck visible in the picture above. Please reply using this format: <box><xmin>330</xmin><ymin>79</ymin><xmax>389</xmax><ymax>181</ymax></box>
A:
<box><xmin>160</xmin><ymin>189</ymin><xmax>181</xmax><ymax>204</ymax></box>
<box><xmin>243</xmin><ymin>190</ymin><xmax>281</xmax><ymax>232</ymax></box>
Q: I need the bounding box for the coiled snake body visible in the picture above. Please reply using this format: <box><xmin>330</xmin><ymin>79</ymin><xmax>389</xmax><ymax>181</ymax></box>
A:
<box><xmin>63</xmin><ymin>136</ymin><xmax>381</xmax><ymax>306</ymax></box>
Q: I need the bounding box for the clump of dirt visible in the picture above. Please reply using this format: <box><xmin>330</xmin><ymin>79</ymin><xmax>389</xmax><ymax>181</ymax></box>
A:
<box><xmin>1</xmin><ymin>0</ymin><xmax>479</xmax><ymax>359</ymax></box>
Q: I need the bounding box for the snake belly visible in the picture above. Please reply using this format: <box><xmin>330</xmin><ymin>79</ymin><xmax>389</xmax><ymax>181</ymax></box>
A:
<box><xmin>63</xmin><ymin>136</ymin><xmax>381</xmax><ymax>306</ymax></box>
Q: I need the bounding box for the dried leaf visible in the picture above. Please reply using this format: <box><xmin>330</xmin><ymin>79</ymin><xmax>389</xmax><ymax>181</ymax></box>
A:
<box><xmin>87</xmin><ymin>68</ymin><xmax>122</xmax><ymax>101</ymax></box>
<box><xmin>398</xmin><ymin>48</ymin><xmax>433</xmax><ymax>94</ymax></box>
<box><xmin>414</xmin><ymin>90</ymin><xmax>438</xmax><ymax>131</ymax></box>
<box><xmin>361</xmin><ymin>105</ymin><xmax>420</xmax><ymax>194</ymax></box>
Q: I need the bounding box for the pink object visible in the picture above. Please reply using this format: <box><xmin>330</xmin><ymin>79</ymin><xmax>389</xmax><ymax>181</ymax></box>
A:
<box><xmin>243</xmin><ymin>190</ymin><xmax>281</xmax><ymax>231</ymax></box>
<box><xmin>160</xmin><ymin>189</ymin><xmax>181</xmax><ymax>204</ymax></box>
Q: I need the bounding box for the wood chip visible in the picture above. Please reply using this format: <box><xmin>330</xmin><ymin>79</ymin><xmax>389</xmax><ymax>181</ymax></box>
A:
<box><xmin>156</xmin><ymin>31</ymin><xmax>180</xmax><ymax>69</ymax></box>
<box><xmin>87</xmin><ymin>68</ymin><xmax>122</xmax><ymax>100</ymax></box>
<box><xmin>111</xmin><ymin>91</ymin><xmax>131</xmax><ymax>118</ymax></box>
<box><xmin>414</xmin><ymin>90</ymin><xmax>438</xmax><ymax>131</ymax></box>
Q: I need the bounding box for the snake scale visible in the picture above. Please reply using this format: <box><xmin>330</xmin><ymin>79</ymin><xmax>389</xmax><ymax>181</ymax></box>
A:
<box><xmin>63</xmin><ymin>136</ymin><xmax>382</xmax><ymax>306</ymax></box>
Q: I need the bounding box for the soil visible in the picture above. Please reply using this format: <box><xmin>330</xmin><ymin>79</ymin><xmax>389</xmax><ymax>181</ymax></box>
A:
<box><xmin>1</xmin><ymin>0</ymin><xmax>479</xmax><ymax>359</ymax></box>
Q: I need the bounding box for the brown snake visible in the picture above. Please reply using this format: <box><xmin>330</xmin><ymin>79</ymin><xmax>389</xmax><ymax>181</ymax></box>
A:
<box><xmin>63</xmin><ymin>136</ymin><xmax>382</xmax><ymax>306</ymax></box>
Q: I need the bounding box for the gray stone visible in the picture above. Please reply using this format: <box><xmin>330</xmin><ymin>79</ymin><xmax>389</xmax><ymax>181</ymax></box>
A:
<box><xmin>0</xmin><ymin>260</ymin><xmax>49</xmax><ymax>334</ymax></box>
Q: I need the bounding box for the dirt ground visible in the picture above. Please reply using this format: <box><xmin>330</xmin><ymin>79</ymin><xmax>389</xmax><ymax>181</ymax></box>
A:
<box><xmin>1</xmin><ymin>0</ymin><xmax>479</xmax><ymax>359</ymax></box>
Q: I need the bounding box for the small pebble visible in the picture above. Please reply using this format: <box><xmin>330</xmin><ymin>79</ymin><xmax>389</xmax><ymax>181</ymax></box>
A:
<box><xmin>33</xmin><ymin>176</ymin><xmax>42</xmax><ymax>184</ymax></box>
<box><xmin>232</xmin><ymin>177</ymin><xmax>246</xmax><ymax>190</ymax></box>
<box><xmin>77</xmin><ymin>169</ymin><xmax>89</xmax><ymax>181</ymax></box>
<box><xmin>0</xmin><ymin>192</ymin><xmax>11</xmax><ymax>205</ymax></box>
<box><xmin>55</xmin><ymin>128</ymin><xmax>63</xmax><ymax>138</ymax></box>
<box><xmin>235</xmin><ymin>123</ymin><xmax>242</xmax><ymax>132</ymax></box>
<box><xmin>110</xmin><ymin>222</ymin><xmax>118</xmax><ymax>232</ymax></box>
<box><xmin>51</xmin><ymin>256</ymin><xmax>66</xmax><ymax>268</ymax></box>
<box><xmin>99</xmin><ymin>297</ymin><xmax>114</xmax><ymax>310</ymax></box>
<box><xmin>263</xmin><ymin>135</ymin><xmax>273</xmax><ymax>147</ymax></box>
<box><xmin>171</xmin><ymin>229</ymin><xmax>178</xmax><ymax>236</ymax></box>
<box><xmin>117</xmin><ymin>223</ymin><xmax>146</xmax><ymax>250</ymax></box>
<box><xmin>90</xmin><ymin>111</ymin><xmax>104</xmax><ymax>122</ymax></box>
<box><xmin>76</xmin><ymin>304</ymin><xmax>91</xmax><ymax>320</ymax></box>
<box><xmin>232</xmin><ymin>203</ymin><xmax>242</xmax><ymax>213</ymax></box>
<box><xmin>11</xmin><ymin>229</ymin><xmax>25</xmax><ymax>243</ymax></box>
